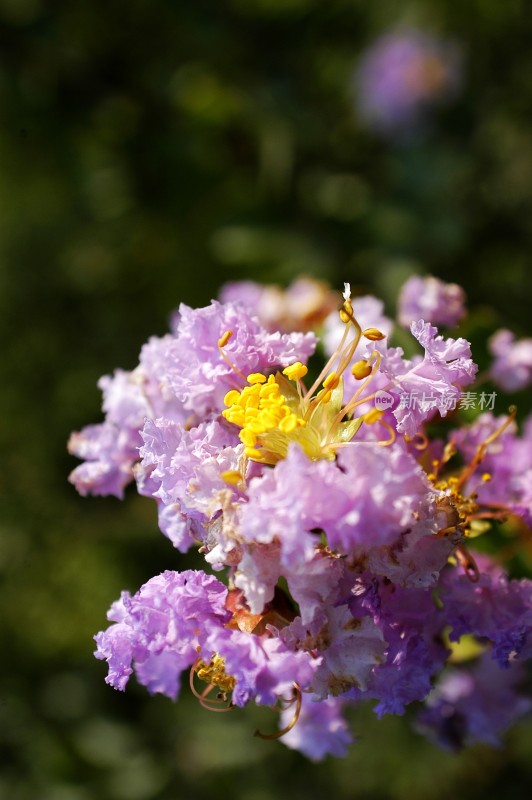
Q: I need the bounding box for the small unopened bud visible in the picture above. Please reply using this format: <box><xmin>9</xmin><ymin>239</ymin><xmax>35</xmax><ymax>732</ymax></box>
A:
<box><xmin>351</xmin><ymin>360</ymin><xmax>372</xmax><ymax>380</ymax></box>
<box><xmin>362</xmin><ymin>327</ymin><xmax>385</xmax><ymax>341</ymax></box>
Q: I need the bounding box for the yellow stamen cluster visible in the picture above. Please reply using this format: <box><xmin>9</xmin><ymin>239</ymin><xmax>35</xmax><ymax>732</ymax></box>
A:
<box><xmin>195</xmin><ymin>654</ymin><xmax>236</xmax><ymax>694</ymax></box>
<box><xmin>431</xmin><ymin>474</ymin><xmax>480</xmax><ymax>537</ymax></box>
<box><xmin>223</xmin><ymin>373</ymin><xmax>306</xmax><ymax>460</ymax></box>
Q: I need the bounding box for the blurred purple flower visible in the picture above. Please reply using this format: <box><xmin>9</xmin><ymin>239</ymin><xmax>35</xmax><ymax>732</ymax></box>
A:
<box><xmin>417</xmin><ymin>654</ymin><xmax>532</xmax><ymax>749</ymax></box>
<box><xmin>355</xmin><ymin>29</ymin><xmax>462</xmax><ymax>137</ymax></box>
<box><xmin>398</xmin><ymin>275</ymin><xmax>467</xmax><ymax>328</ymax></box>
<box><xmin>489</xmin><ymin>329</ymin><xmax>532</xmax><ymax>392</ymax></box>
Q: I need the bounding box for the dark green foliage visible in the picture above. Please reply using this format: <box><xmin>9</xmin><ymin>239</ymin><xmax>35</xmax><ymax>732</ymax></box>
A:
<box><xmin>1</xmin><ymin>1</ymin><xmax>532</xmax><ymax>797</ymax></box>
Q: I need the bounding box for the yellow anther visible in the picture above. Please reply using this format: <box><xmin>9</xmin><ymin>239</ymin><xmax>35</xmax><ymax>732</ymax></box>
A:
<box><xmin>316</xmin><ymin>388</ymin><xmax>332</xmax><ymax>404</ymax></box>
<box><xmin>239</xmin><ymin>429</ymin><xmax>257</xmax><ymax>447</ymax></box>
<box><xmin>247</xmin><ymin>373</ymin><xmax>267</xmax><ymax>384</ymax></box>
<box><xmin>260</xmin><ymin>382</ymin><xmax>280</xmax><ymax>397</ymax></box>
<box><xmin>482</xmin><ymin>473</ymin><xmax>492</xmax><ymax>482</ymax></box>
<box><xmin>247</xmin><ymin>419</ymin><xmax>267</xmax><ymax>434</ymax></box>
<box><xmin>278</xmin><ymin>415</ymin><xmax>298</xmax><ymax>433</ymax></box>
<box><xmin>218</xmin><ymin>330</ymin><xmax>233</xmax><ymax>348</ymax></box>
<box><xmin>351</xmin><ymin>360</ymin><xmax>372</xmax><ymax>380</ymax></box>
<box><xmin>362</xmin><ymin>327</ymin><xmax>386</xmax><ymax>341</ymax></box>
<box><xmin>323</xmin><ymin>372</ymin><xmax>339</xmax><ymax>390</ymax></box>
<box><xmin>245</xmin><ymin>393</ymin><xmax>260</xmax><ymax>410</ymax></box>
<box><xmin>223</xmin><ymin>408</ymin><xmax>245</xmax><ymax>426</ymax></box>
<box><xmin>283</xmin><ymin>362</ymin><xmax>308</xmax><ymax>381</ymax></box>
<box><xmin>364</xmin><ymin>408</ymin><xmax>384</xmax><ymax>424</ymax></box>
<box><xmin>224</xmin><ymin>389</ymin><xmax>242</xmax><ymax>407</ymax></box>
<box><xmin>244</xmin><ymin>407</ymin><xmax>259</xmax><ymax>419</ymax></box>
<box><xmin>245</xmin><ymin>446</ymin><xmax>267</xmax><ymax>461</ymax></box>
<box><xmin>259</xmin><ymin>410</ymin><xmax>280</xmax><ymax>428</ymax></box>
<box><xmin>220</xmin><ymin>470</ymin><xmax>243</xmax><ymax>486</ymax></box>
<box><xmin>339</xmin><ymin>308</ymin><xmax>352</xmax><ymax>324</ymax></box>
<box><xmin>195</xmin><ymin>654</ymin><xmax>236</xmax><ymax>693</ymax></box>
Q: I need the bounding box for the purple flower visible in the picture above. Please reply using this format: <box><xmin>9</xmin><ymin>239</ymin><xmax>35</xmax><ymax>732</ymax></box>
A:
<box><xmin>450</xmin><ymin>412</ymin><xmax>532</xmax><ymax>525</ymax></box>
<box><xmin>220</xmin><ymin>277</ymin><xmax>337</xmax><ymax>333</ymax></box>
<box><xmin>205</xmin><ymin>626</ymin><xmax>319</xmax><ymax>708</ymax></box>
<box><xmin>439</xmin><ymin>557</ymin><xmax>532</xmax><ymax>666</ymax></box>
<box><xmin>398</xmin><ymin>275</ymin><xmax>467</xmax><ymax>328</ymax></box>
<box><xmin>346</xmin><ymin>580</ymin><xmax>448</xmax><ymax>716</ymax></box>
<box><xmin>94</xmin><ymin>570</ymin><xmax>231</xmax><ymax>697</ymax></box>
<box><xmin>383</xmin><ymin>321</ymin><xmax>477</xmax><ymax>436</ymax></box>
<box><xmin>137</xmin><ymin>417</ymin><xmax>242</xmax><ymax>551</ymax></box>
<box><xmin>75</xmin><ymin>279</ymin><xmax>532</xmax><ymax>759</ymax></box>
<box><xmin>489</xmin><ymin>329</ymin><xmax>532</xmax><ymax>392</ymax></box>
<box><xmin>166</xmin><ymin>301</ymin><xmax>316</xmax><ymax>417</ymax></box>
<box><xmin>240</xmin><ymin>443</ymin><xmax>434</xmax><ymax>566</ymax></box>
<box><xmin>417</xmin><ymin>654</ymin><xmax>532</xmax><ymax>749</ymax></box>
<box><xmin>67</xmin><ymin>422</ymin><xmax>138</xmax><ymax>498</ymax></box>
<box><xmin>280</xmin><ymin>694</ymin><xmax>353</xmax><ymax>761</ymax></box>
<box><xmin>95</xmin><ymin>568</ymin><xmax>319</xmax><ymax>708</ymax></box>
<box><xmin>355</xmin><ymin>29</ymin><xmax>461</xmax><ymax>137</ymax></box>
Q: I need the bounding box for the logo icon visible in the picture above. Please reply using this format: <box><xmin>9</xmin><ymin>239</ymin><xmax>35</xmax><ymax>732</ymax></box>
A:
<box><xmin>374</xmin><ymin>390</ymin><xmax>395</xmax><ymax>411</ymax></box>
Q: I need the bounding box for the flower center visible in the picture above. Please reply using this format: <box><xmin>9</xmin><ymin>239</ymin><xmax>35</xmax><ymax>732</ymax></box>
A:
<box><xmin>194</xmin><ymin>653</ymin><xmax>236</xmax><ymax>694</ymax></box>
<box><xmin>220</xmin><ymin>287</ymin><xmax>390</xmax><ymax>464</ymax></box>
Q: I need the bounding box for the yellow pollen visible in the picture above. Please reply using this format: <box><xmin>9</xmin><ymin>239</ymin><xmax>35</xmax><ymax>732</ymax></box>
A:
<box><xmin>314</xmin><ymin>388</ymin><xmax>331</xmax><ymax>404</ymax></box>
<box><xmin>323</xmin><ymin>372</ymin><xmax>339</xmax><ymax>390</ymax></box>
<box><xmin>339</xmin><ymin>307</ymin><xmax>352</xmax><ymax>324</ymax></box>
<box><xmin>195</xmin><ymin>654</ymin><xmax>236</xmax><ymax>693</ymax></box>
<box><xmin>247</xmin><ymin>373</ymin><xmax>267</xmax><ymax>384</ymax></box>
<box><xmin>220</xmin><ymin>470</ymin><xmax>243</xmax><ymax>486</ymax></box>
<box><xmin>283</xmin><ymin>362</ymin><xmax>308</xmax><ymax>381</ymax></box>
<box><xmin>362</xmin><ymin>327</ymin><xmax>386</xmax><ymax>341</ymax></box>
<box><xmin>482</xmin><ymin>473</ymin><xmax>492</xmax><ymax>482</ymax></box>
<box><xmin>218</xmin><ymin>330</ymin><xmax>233</xmax><ymax>348</ymax></box>
<box><xmin>224</xmin><ymin>389</ymin><xmax>241</xmax><ymax>406</ymax></box>
<box><xmin>239</xmin><ymin>428</ymin><xmax>257</xmax><ymax>447</ymax></box>
<box><xmin>278</xmin><ymin>415</ymin><xmax>298</xmax><ymax>433</ymax></box>
<box><xmin>351</xmin><ymin>360</ymin><xmax>372</xmax><ymax>380</ymax></box>
<box><xmin>364</xmin><ymin>408</ymin><xmax>383</xmax><ymax>425</ymax></box>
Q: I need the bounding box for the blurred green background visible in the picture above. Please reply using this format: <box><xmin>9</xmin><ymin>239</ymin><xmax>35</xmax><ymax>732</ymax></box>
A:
<box><xmin>2</xmin><ymin>1</ymin><xmax>532</xmax><ymax>798</ymax></box>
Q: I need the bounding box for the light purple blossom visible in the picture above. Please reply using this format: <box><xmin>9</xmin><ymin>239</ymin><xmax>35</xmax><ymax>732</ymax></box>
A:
<box><xmin>72</xmin><ymin>284</ymin><xmax>532</xmax><ymax>759</ymax></box>
<box><xmin>137</xmin><ymin>417</ymin><xmax>242</xmax><ymax>551</ymax></box>
<box><xmin>94</xmin><ymin>570</ymin><xmax>231</xmax><ymax>697</ymax></box>
<box><xmin>95</xmin><ymin>568</ymin><xmax>319</xmax><ymax>708</ymax></box>
<box><xmin>165</xmin><ymin>301</ymin><xmax>316</xmax><ymax>417</ymax></box>
<box><xmin>489</xmin><ymin>329</ymin><xmax>532</xmax><ymax>392</ymax></box>
<box><xmin>398</xmin><ymin>275</ymin><xmax>467</xmax><ymax>328</ymax></box>
<box><xmin>382</xmin><ymin>321</ymin><xmax>477</xmax><ymax>436</ymax></box>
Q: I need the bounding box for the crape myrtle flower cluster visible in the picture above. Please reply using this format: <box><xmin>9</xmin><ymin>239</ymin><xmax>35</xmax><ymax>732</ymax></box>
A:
<box><xmin>69</xmin><ymin>274</ymin><xmax>532</xmax><ymax>760</ymax></box>
<box><xmin>355</xmin><ymin>28</ymin><xmax>462</xmax><ymax>138</ymax></box>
